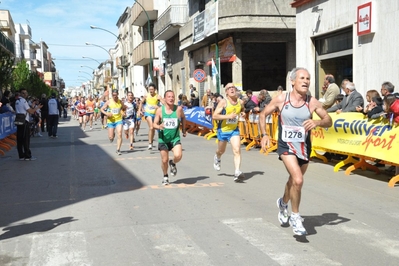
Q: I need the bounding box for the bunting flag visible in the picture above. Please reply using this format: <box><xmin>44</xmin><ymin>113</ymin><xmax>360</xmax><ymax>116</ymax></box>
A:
<box><xmin>145</xmin><ymin>74</ymin><xmax>152</xmax><ymax>87</ymax></box>
<box><xmin>211</xmin><ymin>58</ymin><xmax>218</xmax><ymax>86</ymax></box>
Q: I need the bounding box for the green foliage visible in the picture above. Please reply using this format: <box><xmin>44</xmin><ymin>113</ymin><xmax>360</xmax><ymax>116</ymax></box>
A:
<box><xmin>12</xmin><ymin>60</ymin><xmax>52</xmax><ymax>98</ymax></box>
<box><xmin>0</xmin><ymin>49</ymin><xmax>15</xmax><ymax>91</ymax></box>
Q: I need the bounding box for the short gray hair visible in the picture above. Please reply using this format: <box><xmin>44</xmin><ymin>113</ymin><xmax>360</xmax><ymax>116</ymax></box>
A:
<box><xmin>382</xmin><ymin>81</ymin><xmax>395</xmax><ymax>93</ymax></box>
<box><xmin>346</xmin><ymin>82</ymin><xmax>356</xmax><ymax>91</ymax></box>
<box><xmin>289</xmin><ymin>67</ymin><xmax>310</xmax><ymax>81</ymax></box>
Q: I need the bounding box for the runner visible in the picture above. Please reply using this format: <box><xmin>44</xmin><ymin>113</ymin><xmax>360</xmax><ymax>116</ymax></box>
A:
<box><xmin>259</xmin><ymin>67</ymin><xmax>332</xmax><ymax>235</ymax></box>
<box><xmin>101</xmin><ymin>89</ymin><xmax>123</xmax><ymax>155</ymax></box>
<box><xmin>76</xmin><ymin>96</ymin><xmax>86</xmax><ymax>130</ymax></box>
<box><xmin>153</xmin><ymin>90</ymin><xmax>187</xmax><ymax>185</ymax></box>
<box><xmin>212</xmin><ymin>83</ymin><xmax>246</xmax><ymax>182</ymax></box>
<box><xmin>85</xmin><ymin>95</ymin><xmax>95</xmax><ymax>131</ymax></box>
<box><xmin>122</xmin><ymin>91</ymin><xmax>137</xmax><ymax>150</ymax></box>
<box><xmin>138</xmin><ymin>83</ymin><xmax>165</xmax><ymax>150</ymax></box>
<box><xmin>99</xmin><ymin>95</ymin><xmax>108</xmax><ymax>129</ymax></box>
<box><xmin>135</xmin><ymin>96</ymin><xmax>143</xmax><ymax>136</ymax></box>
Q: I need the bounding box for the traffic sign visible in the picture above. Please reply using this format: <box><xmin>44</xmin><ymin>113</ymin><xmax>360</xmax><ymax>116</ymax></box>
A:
<box><xmin>193</xmin><ymin>69</ymin><xmax>206</xmax><ymax>83</ymax></box>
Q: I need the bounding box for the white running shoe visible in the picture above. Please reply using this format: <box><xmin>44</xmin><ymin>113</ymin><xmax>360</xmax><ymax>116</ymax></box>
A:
<box><xmin>277</xmin><ymin>198</ymin><xmax>289</xmax><ymax>225</ymax></box>
<box><xmin>234</xmin><ymin>171</ymin><xmax>245</xmax><ymax>182</ymax></box>
<box><xmin>116</xmin><ymin>150</ymin><xmax>122</xmax><ymax>155</ymax></box>
<box><xmin>213</xmin><ymin>155</ymin><xmax>221</xmax><ymax>171</ymax></box>
<box><xmin>38</xmin><ymin>133</ymin><xmax>43</xmax><ymax>137</ymax></box>
<box><xmin>289</xmin><ymin>215</ymin><xmax>307</xmax><ymax>235</ymax></box>
<box><xmin>162</xmin><ymin>177</ymin><xmax>169</xmax><ymax>185</ymax></box>
<box><xmin>148</xmin><ymin>144</ymin><xmax>153</xmax><ymax>150</ymax></box>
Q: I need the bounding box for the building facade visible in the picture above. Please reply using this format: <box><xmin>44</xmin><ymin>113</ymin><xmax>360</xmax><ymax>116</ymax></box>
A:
<box><xmin>292</xmin><ymin>0</ymin><xmax>399</xmax><ymax>99</ymax></box>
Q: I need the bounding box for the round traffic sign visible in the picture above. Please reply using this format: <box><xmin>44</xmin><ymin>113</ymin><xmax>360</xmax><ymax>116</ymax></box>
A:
<box><xmin>193</xmin><ymin>69</ymin><xmax>206</xmax><ymax>83</ymax></box>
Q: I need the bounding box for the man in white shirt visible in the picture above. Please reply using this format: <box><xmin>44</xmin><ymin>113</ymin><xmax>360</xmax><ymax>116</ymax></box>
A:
<box><xmin>14</xmin><ymin>89</ymin><xmax>42</xmax><ymax>160</ymax></box>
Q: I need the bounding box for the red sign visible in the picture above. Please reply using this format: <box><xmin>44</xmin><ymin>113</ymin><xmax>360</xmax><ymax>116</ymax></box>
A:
<box><xmin>193</xmin><ymin>69</ymin><xmax>206</xmax><ymax>83</ymax></box>
<box><xmin>357</xmin><ymin>2</ymin><xmax>372</xmax><ymax>36</ymax></box>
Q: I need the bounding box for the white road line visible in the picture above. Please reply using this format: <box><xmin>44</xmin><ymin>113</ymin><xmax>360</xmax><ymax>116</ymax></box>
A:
<box><xmin>325</xmin><ymin>222</ymin><xmax>399</xmax><ymax>258</ymax></box>
<box><xmin>131</xmin><ymin>223</ymin><xmax>214</xmax><ymax>266</ymax></box>
<box><xmin>222</xmin><ymin>218</ymin><xmax>341</xmax><ymax>266</ymax></box>
<box><xmin>28</xmin><ymin>231</ymin><xmax>91</xmax><ymax>266</ymax></box>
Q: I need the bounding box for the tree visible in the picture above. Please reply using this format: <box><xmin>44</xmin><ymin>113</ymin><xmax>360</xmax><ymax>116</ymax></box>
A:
<box><xmin>12</xmin><ymin>60</ymin><xmax>52</xmax><ymax>97</ymax></box>
<box><xmin>0</xmin><ymin>49</ymin><xmax>14</xmax><ymax>93</ymax></box>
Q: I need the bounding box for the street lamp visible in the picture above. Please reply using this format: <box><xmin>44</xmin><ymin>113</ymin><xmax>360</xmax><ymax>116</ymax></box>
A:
<box><xmin>78</xmin><ymin>71</ymin><xmax>92</xmax><ymax>79</ymax></box>
<box><xmin>90</xmin><ymin>25</ymin><xmax>129</xmax><ymax>91</ymax></box>
<box><xmin>85</xmin><ymin>42</ymin><xmax>116</xmax><ymax>89</ymax></box>
<box><xmin>132</xmin><ymin>0</ymin><xmax>153</xmax><ymax>80</ymax></box>
<box><xmin>82</xmin><ymin>56</ymin><xmax>102</xmax><ymax>66</ymax></box>
<box><xmin>81</xmin><ymin>65</ymin><xmax>95</xmax><ymax>71</ymax></box>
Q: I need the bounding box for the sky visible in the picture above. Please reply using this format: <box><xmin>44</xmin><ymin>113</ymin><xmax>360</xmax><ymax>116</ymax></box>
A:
<box><xmin>1</xmin><ymin>0</ymin><xmax>134</xmax><ymax>88</ymax></box>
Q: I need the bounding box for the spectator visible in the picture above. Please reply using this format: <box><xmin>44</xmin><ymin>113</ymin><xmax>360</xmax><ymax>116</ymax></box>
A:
<box><xmin>380</xmin><ymin>81</ymin><xmax>395</xmax><ymax>98</ymax></box>
<box><xmin>327</xmin><ymin>82</ymin><xmax>364</xmax><ymax>113</ymax></box>
<box><xmin>244</xmin><ymin>89</ymin><xmax>272</xmax><ymax>113</ymax></box>
<box><xmin>47</xmin><ymin>92</ymin><xmax>62</xmax><ymax>138</ymax></box>
<box><xmin>366</xmin><ymin>96</ymin><xmax>384</xmax><ymax>119</ymax></box>
<box><xmin>0</xmin><ymin>90</ymin><xmax>14</xmax><ymax>113</ymax></box>
<box><xmin>40</xmin><ymin>94</ymin><xmax>48</xmax><ymax>133</ymax></box>
<box><xmin>334</xmin><ymin>94</ymin><xmax>344</xmax><ymax>106</ymax></box>
<box><xmin>320</xmin><ymin>74</ymin><xmax>341</xmax><ymax>109</ymax></box>
<box><xmin>190</xmin><ymin>93</ymin><xmax>199</xmax><ymax>107</ymax></box>
<box><xmin>356</xmin><ymin>89</ymin><xmax>380</xmax><ymax>113</ymax></box>
<box><xmin>181</xmin><ymin>95</ymin><xmax>191</xmax><ymax>109</ymax></box>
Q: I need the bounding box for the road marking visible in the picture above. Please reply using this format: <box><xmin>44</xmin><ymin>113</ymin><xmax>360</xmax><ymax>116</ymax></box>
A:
<box><xmin>115</xmin><ymin>156</ymin><xmax>158</xmax><ymax>161</ymax></box>
<box><xmin>134</xmin><ymin>182</ymin><xmax>224</xmax><ymax>190</ymax></box>
<box><xmin>222</xmin><ymin>218</ymin><xmax>341</xmax><ymax>266</ymax></box>
<box><xmin>131</xmin><ymin>223</ymin><xmax>214</xmax><ymax>265</ymax></box>
<box><xmin>28</xmin><ymin>231</ymin><xmax>91</xmax><ymax>266</ymax></box>
<box><xmin>325</xmin><ymin>221</ymin><xmax>399</xmax><ymax>258</ymax></box>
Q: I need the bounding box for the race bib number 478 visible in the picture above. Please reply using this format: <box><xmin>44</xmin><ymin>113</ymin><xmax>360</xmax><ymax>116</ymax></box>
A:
<box><xmin>163</xmin><ymin>118</ymin><xmax>178</xmax><ymax>129</ymax></box>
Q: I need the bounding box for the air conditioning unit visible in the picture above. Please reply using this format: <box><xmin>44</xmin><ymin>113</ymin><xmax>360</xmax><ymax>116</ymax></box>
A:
<box><xmin>162</xmin><ymin>51</ymin><xmax>169</xmax><ymax>60</ymax></box>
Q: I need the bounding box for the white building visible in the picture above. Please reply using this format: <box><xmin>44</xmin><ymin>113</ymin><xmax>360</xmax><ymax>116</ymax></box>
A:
<box><xmin>292</xmin><ymin>0</ymin><xmax>398</xmax><ymax>98</ymax></box>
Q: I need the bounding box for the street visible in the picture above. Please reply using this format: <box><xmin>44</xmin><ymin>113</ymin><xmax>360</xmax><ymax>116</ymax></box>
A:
<box><xmin>0</xmin><ymin>116</ymin><xmax>398</xmax><ymax>266</ymax></box>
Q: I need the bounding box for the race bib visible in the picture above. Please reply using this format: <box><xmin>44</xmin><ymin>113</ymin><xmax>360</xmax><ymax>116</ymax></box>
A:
<box><xmin>126</xmin><ymin>108</ymin><xmax>134</xmax><ymax>116</ymax></box>
<box><xmin>226</xmin><ymin>116</ymin><xmax>238</xmax><ymax>124</ymax></box>
<box><xmin>163</xmin><ymin>118</ymin><xmax>178</xmax><ymax>129</ymax></box>
<box><xmin>282</xmin><ymin>125</ymin><xmax>305</xmax><ymax>142</ymax></box>
<box><xmin>111</xmin><ymin>108</ymin><xmax>120</xmax><ymax>115</ymax></box>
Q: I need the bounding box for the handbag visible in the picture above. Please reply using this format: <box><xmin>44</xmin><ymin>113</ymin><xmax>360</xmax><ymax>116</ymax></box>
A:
<box><xmin>14</xmin><ymin>113</ymin><xmax>26</xmax><ymax>125</ymax></box>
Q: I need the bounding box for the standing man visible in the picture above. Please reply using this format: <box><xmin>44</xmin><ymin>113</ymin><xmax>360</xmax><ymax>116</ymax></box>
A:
<box><xmin>101</xmin><ymin>89</ymin><xmax>123</xmax><ymax>155</ymax></box>
<box><xmin>123</xmin><ymin>91</ymin><xmax>137</xmax><ymax>151</ymax></box>
<box><xmin>201</xmin><ymin>89</ymin><xmax>212</xmax><ymax>107</ymax></box>
<box><xmin>212</xmin><ymin>83</ymin><xmax>246</xmax><ymax>182</ymax></box>
<box><xmin>15</xmin><ymin>89</ymin><xmax>42</xmax><ymax>160</ymax></box>
<box><xmin>320</xmin><ymin>74</ymin><xmax>340</xmax><ymax>109</ymax></box>
<box><xmin>153</xmin><ymin>90</ymin><xmax>187</xmax><ymax>185</ymax></box>
<box><xmin>138</xmin><ymin>83</ymin><xmax>164</xmax><ymax>150</ymax></box>
<box><xmin>259</xmin><ymin>67</ymin><xmax>332</xmax><ymax>235</ymax></box>
<box><xmin>47</xmin><ymin>92</ymin><xmax>62</xmax><ymax>138</ymax></box>
<box><xmin>39</xmin><ymin>93</ymin><xmax>48</xmax><ymax>133</ymax></box>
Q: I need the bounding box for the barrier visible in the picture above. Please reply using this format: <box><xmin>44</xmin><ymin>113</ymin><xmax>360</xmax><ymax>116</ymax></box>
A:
<box><xmin>0</xmin><ymin>112</ymin><xmax>17</xmax><ymax>155</ymax></box>
<box><xmin>311</xmin><ymin>113</ymin><xmax>399</xmax><ymax>187</ymax></box>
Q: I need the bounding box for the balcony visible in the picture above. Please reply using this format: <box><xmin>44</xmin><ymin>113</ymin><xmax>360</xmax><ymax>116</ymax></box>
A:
<box><xmin>154</xmin><ymin>5</ymin><xmax>188</xmax><ymax>40</ymax></box>
<box><xmin>132</xmin><ymin>40</ymin><xmax>154</xmax><ymax>66</ymax></box>
<box><xmin>0</xmin><ymin>31</ymin><xmax>15</xmax><ymax>55</ymax></box>
<box><xmin>33</xmin><ymin>59</ymin><xmax>42</xmax><ymax>68</ymax></box>
<box><xmin>131</xmin><ymin>0</ymin><xmax>158</xmax><ymax>27</ymax></box>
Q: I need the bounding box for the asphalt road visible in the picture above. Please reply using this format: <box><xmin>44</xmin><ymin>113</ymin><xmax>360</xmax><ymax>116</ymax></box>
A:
<box><xmin>0</xmin><ymin>115</ymin><xmax>398</xmax><ymax>265</ymax></box>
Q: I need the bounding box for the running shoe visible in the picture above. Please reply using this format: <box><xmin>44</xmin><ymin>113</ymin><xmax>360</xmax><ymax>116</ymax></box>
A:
<box><xmin>289</xmin><ymin>215</ymin><xmax>307</xmax><ymax>235</ymax></box>
<box><xmin>25</xmin><ymin>157</ymin><xmax>37</xmax><ymax>161</ymax></box>
<box><xmin>38</xmin><ymin>133</ymin><xmax>43</xmax><ymax>137</ymax></box>
<box><xmin>277</xmin><ymin>198</ymin><xmax>289</xmax><ymax>225</ymax></box>
<box><xmin>130</xmin><ymin>144</ymin><xmax>134</xmax><ymax>151</ymax></box>
<box><xmin>19</xmin><ymin>158</ymin><xmax>25</xmax><ymax>161</ymax></box>
<box><xmin>162</xmin><ymin>177</ymin><xmax>169</xmax><ymax>185</ymax></box>
<box><xmin>116</xmin><ymin>150</ymin><xmax>122</xmax><ymax>155</ymax></box>
<box><xmin>169</xmin><ymin>160</ymin><xmax>177</xmax><ymax>176</ymax></box>
<box><xmin>125</xmin><ymin>133</ymin><xmax>129</xmax><ymax>139</ymax></box>
<box><xmin>90</xmin><ymin>127</ymin><xmax>93</xmax><ymax>131</ymax></box>
<box><xmin>234</xmin><ymin>171</ymin><xmax>245</xmax><ymax>182</ymax></box>
<box><xmin>148</xmin><ymin>144</ymin><xmax>153</xmax><ymax>150</ymax></box>
<box><xmin>213</xmin><ymin>155</ymin><xmax>221</xmax><ymax>171</ymax></box>
<box><xmin>109</xmin><ymin>138</ymin><xmax>114</xmax><ymax>143</ymax></box>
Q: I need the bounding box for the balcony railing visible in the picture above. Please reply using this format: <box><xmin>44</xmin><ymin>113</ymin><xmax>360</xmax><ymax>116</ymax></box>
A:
<box><xmin>131</xmin><ymin>0</ymin><xmax>158</xmax><ymax>27</ymax></box>
<box><xmin>132</xmin><ymin>40</ymin><xmax>154</xmax><ymax>66</ymax></box>
<box><xmin>154</xmin><ymin>5</ymin><xmax>188</xmax><ymax>40</ymax></box>
<box><xmin>0</xmin><ymin>31</ymin><xmax>15</xmax><ymax>55</ymax></box>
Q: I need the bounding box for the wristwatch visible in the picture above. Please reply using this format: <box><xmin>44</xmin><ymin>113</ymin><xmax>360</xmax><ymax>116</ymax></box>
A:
<box><xmin>261</xmin><ymin>133</ymin><xmax>267</xmax><ymax>137</ymax></box>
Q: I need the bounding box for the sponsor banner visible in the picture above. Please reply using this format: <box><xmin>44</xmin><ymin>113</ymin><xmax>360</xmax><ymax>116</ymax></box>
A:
<box><xmin>312</xmin><ymin>113</ymin><xmax>399</xmax><ymax>164</ymax></box>
<box><xmin>183</xmin><ymin>107</ymin><xmax>213</xmax><ymax>129</ymax></box>
<box><xmin>0</xmin><ymin>113</ymin><xmax>17</xmax><ymax>139</ymax></box>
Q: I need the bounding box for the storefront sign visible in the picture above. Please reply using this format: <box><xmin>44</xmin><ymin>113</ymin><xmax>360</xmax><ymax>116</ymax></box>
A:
<box><xmin>357</xmin><ymin>2</ymin><xmax>373</xmax><ymax>36</ymax></box>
